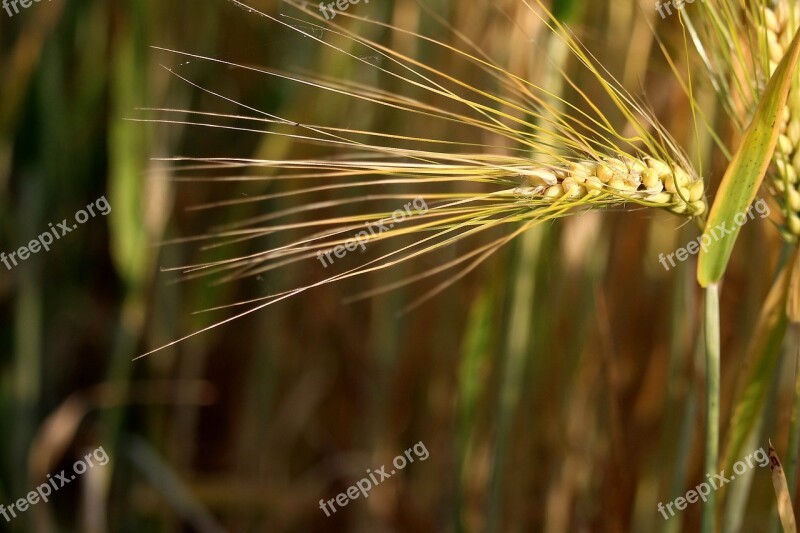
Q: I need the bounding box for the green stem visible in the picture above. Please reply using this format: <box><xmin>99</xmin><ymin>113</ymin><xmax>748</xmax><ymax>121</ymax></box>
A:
<box><xmin>786</xmin><ymin>324</ymin><xmax>800</xmax><ymax>499</ymax></box>
<box><xmin>486</xmin><ymin>229</ymin><xmax>542</xmax><ymax>532</ymax></box>
<box><xmin>702</xmin><ymin>283</ymin><xmax>720</xmax><ymax>533</ymax></box>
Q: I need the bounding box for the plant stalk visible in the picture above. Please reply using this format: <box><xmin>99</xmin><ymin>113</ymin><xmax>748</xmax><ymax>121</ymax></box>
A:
<box><xmin>786</xmin><ymin>244</ymin><xmax>800</xmax><ymax>502</ymax></box>
<box><xmin>702</xmin><ymin>283</ymin><xmax>721</xmax><ymax>533</ymax></box>
<box><xmin>787</xmin><ymin>326</ymin><xmax>800</xmax><ymax>501</ymax></box>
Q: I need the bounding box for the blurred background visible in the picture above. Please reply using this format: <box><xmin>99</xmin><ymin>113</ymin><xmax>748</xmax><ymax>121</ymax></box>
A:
<box><xmin>0</xmin><ymin>0</ymin><xmax>791</xmax><ymax>531</ymax></box>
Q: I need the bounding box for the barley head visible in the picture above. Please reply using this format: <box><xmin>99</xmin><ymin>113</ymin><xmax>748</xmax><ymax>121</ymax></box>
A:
<box><xmin>763</xmin><ymin>0</ymin><xmax>800</xmax><ymax>235</ymax></box>
<box><xmin>136</xmin><ymin>0</ymin><xmax>709</xmax><ymax>354</ymax></box>
<box><xmin>687</xmin><ymin>0</ymin><xmax>793</xmax><ymax>234</ymax></box>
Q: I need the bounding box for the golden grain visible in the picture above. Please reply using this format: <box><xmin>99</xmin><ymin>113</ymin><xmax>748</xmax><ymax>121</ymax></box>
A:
<box><xmin>515</xmin><ymin>157</ymin><xmax>704</xmax><ymax>215</ymax></box>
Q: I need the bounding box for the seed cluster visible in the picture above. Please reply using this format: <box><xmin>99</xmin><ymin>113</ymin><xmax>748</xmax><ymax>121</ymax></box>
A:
<box><xmin>764</xmin><ymin>1</ymin><xmax>800</xmax><ymax>234</ymax></box>
<box><xmin>514</xmin><ymin>157</ymin><xmax>706</xmax><ymax>215</ymax></box>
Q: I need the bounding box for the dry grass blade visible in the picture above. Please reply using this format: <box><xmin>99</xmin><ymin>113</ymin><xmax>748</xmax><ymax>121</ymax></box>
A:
<box><xmin>770</xmin><ymin>441</ymin><xmax>799</xmax><ymax>533</ymax></box>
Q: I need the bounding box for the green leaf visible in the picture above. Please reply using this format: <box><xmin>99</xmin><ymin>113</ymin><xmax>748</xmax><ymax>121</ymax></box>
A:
<box><xmin>697</xmin><ymin>27</ymin><xmax>800</xmax><ymax>287</ymax></box>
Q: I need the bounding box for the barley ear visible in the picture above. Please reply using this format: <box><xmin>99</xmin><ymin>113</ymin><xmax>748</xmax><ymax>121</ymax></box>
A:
<box><xmin>698</xmin><ymin>24</ymin><xmax>800</xmax><ymax>287</ymax></box>
<box><xmin>760</xmin><ymin>3</ymin><xmax>800</xmax><ymax>239</ymax></box>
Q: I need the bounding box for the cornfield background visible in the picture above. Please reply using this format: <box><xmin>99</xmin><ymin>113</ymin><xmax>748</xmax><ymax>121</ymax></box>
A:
<box><xmin>0</xmin><ymin>0</ymin><xmax>795</xmax><ymax>531</ymax></box>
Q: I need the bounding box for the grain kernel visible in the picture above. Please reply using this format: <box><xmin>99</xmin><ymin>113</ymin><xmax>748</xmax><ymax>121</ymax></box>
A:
<box><xmin>641</xmin><ymin>168</ymin><xmax>661</xmax><ymax>189</ymax></box>
<box><xmin>561</xmin><ymin>178</ymin><xmax>579</xmax><ymax>195</ymax></box>
<box><xmin>765</xmin><ymin>8</ymin><xmax>780</xmax><ymax>33</ymax></box>
<box><xmin>787</xmin><ymin>165</ymin><xmax>798</xmax><ymax>184</ymax></box>
<box><xmin>673</xmin><ymin>166</ymin><xmax>691</xmax><ymax>187</ymax></box>
<box><xmin>646</xmin><ymin>192</ymin><xmax>672</xmax><ymax>204</ymax></box>
<box><xmin>608</xmin><ymin>177</ymin><xmax>626</xmax><ymax>191</ymax></box>
<box><xmin>789</xmin><ymin>186</ymin><xmax>800</xmax><ymax>211</ymax></box>
<box><xmin>671</xmin><ymin>202</ymin><xmax>689</xmax><ymax>214</ymax></box>
<box><xmin>790</xmin><ymin>214</ymin><xmax>800</xmax><ymax>235</ymax></box>
<box><xmin>770</xmin><ymin>37</ymin><xmax>785</xmax><ymax>63</ymax></box>
<box><xmin>767</xmin><ymin>28</ymin><xmax>779</xmax><ymax>46</ymax></box>
<box><xmin>779</xmin><ymin>134</ymin><xmax>794</xmax><ymax>154</ymax></box>
<box><xmin>664</xmin><ymin>174</ymin><xmax>677</xmax><ymax>193</ymax></box>
<box><xmin>596</xmin><ymin>163</ymin><xmax>613</xmax><ymax>183</ymax></box>
<box><xmin>568</xmin><ymin>161</ymin><xmax>596</xmax><ymax>179</ymax></box>
<box><xmin>647</xmin><ymin>157</ymin><xmax>671</xmax><ymax>175</ymax></box>
<box><xmin>583</xmin><ymin>176</ymin><xmax>603</xmax><ymax>191</ymax></box>
<box><xmin>689</xmin><ymin>181</ymin><xmax>705</xmax><ymax>202</ymax></box>
<box><xmin>788</xmin><ymin>119</ymin><xmax>800</xmax><ymax>145</ymax></box>
<box><xmin>690</xmin><ymin>201</ymin><xmax>706</xmax><ymax>215</ymax></box>
<box><xmin>544</xmin><ymin>185</ymin><xmax>562</xmax><ymax>198</ymax></box>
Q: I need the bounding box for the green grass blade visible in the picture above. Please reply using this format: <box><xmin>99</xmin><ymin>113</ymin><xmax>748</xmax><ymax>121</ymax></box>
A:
<box><xmin>455</xmin><ymin>285</ymin><xmax>494</xmax><ymax>531</ymax></box>
<box><xmin>697</xmin><ymin>26</ymin><xmax>800</xmax><ymax>287</ymax></box>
